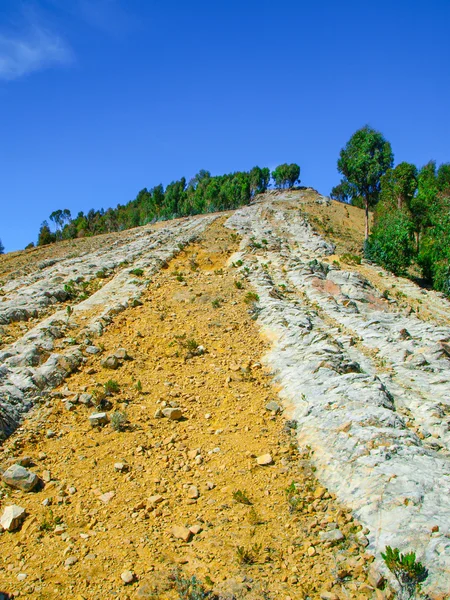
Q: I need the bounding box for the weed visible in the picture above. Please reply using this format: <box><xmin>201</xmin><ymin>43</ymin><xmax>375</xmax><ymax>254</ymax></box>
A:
<box><xmin>211</xmin><ymin>298</ymin><xmax>221</xmax><ymax>309</ymax></box>
<box><xmin>382</xmin><ymin>546</ymin><xmax>428</xmax><ymax>600</ymax></box>
<box><xmin>110</xmin><ymin>411</ymin><xmax>127</xmax><ymax>432</ymax></box>
<box><xmin>40</xmin><ymin>509</ymin><xmax>62</xmax><ymax>532</ymax></box>
<box><xmin>232</xmin><ymin>490</ymin><xmax>252</xmax><ymax>505</ymax></box>
<box><xmin>230</xmin><ymin>233</ymin><xmax>239</xmax><ymax>242</ymax></box>
<box><xmin>104</xmin><ymin>379</ymin><xmax>120</xmax><ymax>394</ymax></box>
<box><xmin>189</xmin><ymin>256</ymin><xmax>199</xmax><ymax>271</ymax></box>
<box><xmin>249</xmin><ymin>237</ymin><xmax>262</xmax><ymax>250</ymax></box>
<box><xmin>244</xmin><ymin>291</ymin><xmax>259</xmax><ymax>304</ymax></box>
<box><xmin>232</xmin><ymin>259</ymin><xmax>243</xmax><ymax>268</ymax></box>
<box><xmin>285</xmin><ymin>482</ymin><xmax>302</xmax><ymax>512</ymax></box>
<box><xmin>130</xmin><ymin>268</ymin><xmax>144</xmax><ymax>277</ymax></box>
<box><xmin>135</xmin><ymin>380</ymin><xmax>143</xmax><ymax>392</ymax></box>
<box><xmin>214</xmin><ymin>268</ymin><xmax>223</xmax><ymax>275</ymax></box>
<box><xmin>96</xmin><ymin>269</ymin><xmax>108</xmax><ymax>279</ymax></box>
<box><xmin>66</xmin><ymin>305</ymin><xmax>73</xmax><ymax>322</ymax></box>
<box><xmin>341</xmin><ymin>253</ymin><xmax>362</xmax><ymax>265</ymax></box>
<box><xmin>236</xmin><ymin>543</ymin><xmax>262</xmax><ymax>565</ymax></box>
<box><xmin>382</xmin><ymin>289</ymin><xmax>390</xmax><ymax>300</ymax></box>
<box><xmin>247</xmin><ymin>507</ymin><xmax>263</xmax><ymax>526</ymax></box>
<box><xmin>234</xmin><ymin>280</ymin><xmax>243</xmax><ymax>289</ymax></box>
<box><xmin>171</xmin><ymin>571</ymin><xmax>212</xmax><ymax>599</ymax></box>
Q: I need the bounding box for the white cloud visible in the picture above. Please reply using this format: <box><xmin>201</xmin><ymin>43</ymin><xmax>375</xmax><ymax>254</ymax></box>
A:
<box><xmin>0</xmin><ymin>26</ymin><xmax>73</xmax><ymax>81</ymax></box>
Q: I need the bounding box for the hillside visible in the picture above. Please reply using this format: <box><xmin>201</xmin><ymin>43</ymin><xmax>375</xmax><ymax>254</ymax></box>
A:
<box><xmin>1</xmin><ymin>189</ymin><xmax>450</xmax><ymax>599</ymax></box>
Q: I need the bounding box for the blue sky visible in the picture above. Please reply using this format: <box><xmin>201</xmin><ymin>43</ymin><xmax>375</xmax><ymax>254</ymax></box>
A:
<box><xmin>0</xmin><ymin>0</ymin><xmax>449</xmax><ymax>252</ymax></box>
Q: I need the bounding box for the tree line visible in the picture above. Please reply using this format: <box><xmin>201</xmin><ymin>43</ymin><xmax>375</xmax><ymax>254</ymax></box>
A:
<box><xmin>35</xmin><ymin>164</ymin><xmax>300</xmax><ymax>247</ymax></box>
<box><xmin>331</xmin><ymin>126</ymin><xmax>450</xmax><ymax>296</ymax></box>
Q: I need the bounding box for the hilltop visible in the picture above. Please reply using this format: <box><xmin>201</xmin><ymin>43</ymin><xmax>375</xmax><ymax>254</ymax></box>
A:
<box><xmin>1</xmin><ymin>189</ymin><xmax>450</xmax><ymax>599</ymax></box>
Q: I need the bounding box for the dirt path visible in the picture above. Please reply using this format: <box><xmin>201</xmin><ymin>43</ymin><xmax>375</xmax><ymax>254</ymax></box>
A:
<box><xmin>0</xmin><ymin>220</ymin><xmax>378</xmax><ymax>599</ymax></box>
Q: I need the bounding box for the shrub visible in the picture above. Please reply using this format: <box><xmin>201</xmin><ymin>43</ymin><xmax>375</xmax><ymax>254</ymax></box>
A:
<box><xmin>110</xmin><ymin>411</ymin><xmax>127</xmax><ymax>431</ymax></box>
<box><xmin>130</xmin><ymin>268</ymin><xmax>144</xmax><ymax>277</ymax></box>
<box><xmin>236</xmin><ymin>543</ymin><xmax>262</xmax><ymax>565</ymax></box>
<box><xmin>232</xmin><ymin>490</ymin><xmax>252</xmax><ymax>505</ymax></box>
<box><xmin>365</xmin><ymin>211</ymin><xmax>415</xmax><ymax>275</ymax></box>
<box><xmin>104</xmin><ymin>379</ymin><xmax>120</xmax><ymax>394</ymax></box>
<box><xmin>244</xmin><ymin>291</ymin><xmax>259</xmax><ymax>304</ymax></box>
<box><xmin>341</xmin><ymin>253</ymin><xmax>362</xmax><ymax>265</ymax></box>
<box><xmin>381</xmin><ymin>546</ymin><xmax>428</xmax><ymax>600</ymax></box>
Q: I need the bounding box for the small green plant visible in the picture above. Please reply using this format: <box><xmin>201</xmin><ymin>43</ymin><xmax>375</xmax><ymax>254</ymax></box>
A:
<box><xmin>104</xmin><ymin>379</ymin><xmax>120</xmax><ymax>394</ymax></box>
<box><xmin>285</xmin><ymin>481</ymin><xmax>302</xmax><ymax>512</ymax></box>
<box><xmin>189</xmin><ymin>257</ymin><xmax>199</xmax><ymax>271</ymax></box>
<box><xmin>234</xmin><ymin>280</ymin><xmax>243</xmax><ymax>289</ymax></box>
<box><xmin>171</xmin><ymin>571</ymin><xmax>211</xmax><ymax>599</ymax></box>
<box><xmin>130</xmin><ymin>268</ymin><xmax>144</xmax><ymax>277</ymax></box>
<box><xmin>382</xmin><ymin>289</ymin><xmax>390</xmax><ymax>300</ymax></box>
<box><xmin>110</xmin><ymin>411</ymin><xmax>127</xmax><ymax>432</ymax></box>
<box><xmin>230</xmin><ymin>233</ymin><xmax>239</xmax><ymax>242</ymax></box>
<box><xmin>96</xmin><ymin>269</ymin><xmax>108</xmax><ymax>279</ymax></box>
<box><xmin>232</xmin><ymin>490</ymin><xmax>252</xmax><ymax>505</ymax></box>
<box><xmin>381</xmin><ymin>546</ymin><xmax>428</xmax><ymax>600</ymax></box>
<box><xmin>232</xmin><ymin>259</ymin><xmax>243</xmax><ymax>268</ymax></box>
<box><xmin>214</xmin><ymin>268</ymin><xmax>224</xmax><ymax>275</ymax></box>
<box><xmin>244</xmin><ymin>291</ymin><xmax>259</xmax><ymax>304</ymax></box>
<box><xmin>66</xmin><ymin>305</ymin><xmax>73</xmax><ymax>322</ymax></box>
<box><xmin>135</xmin><ymin>380</ymin><xmax>143</xmax><ymax>392</ymax></box>
<box><xmin>341</xmin><ymin>253</ymin><xmax>362</xmax><ymax>265</ymax></box>
<box><xmin>247</xmin><ymin>507</ymin><xmax>262</xmax><ymax>526</ymax></box>
<box><xmin>236</xmin><ymin>543</ymin><xmax>262</xmax><ymax>565</ymax></box>
<box><xmin>39</xmin><ymin>509</ymin><xmax>62</xmax><ymax>532</ymax></box>
<box><xmin>211</xmin><ymin>298</ymin><xmax>221</xmax><ymax>309</ymax></box>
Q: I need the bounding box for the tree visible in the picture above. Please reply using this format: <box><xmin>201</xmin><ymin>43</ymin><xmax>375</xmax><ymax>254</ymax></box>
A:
<box><xmin>330</xmin><ymin>181</ymin><xmax>357</xmax><ymax>204</ymax></box>
<box><xmin>380</xmin><ymin>162</ymin><xmax>418</xmax><ymax>212</ymax></box>
<box><xmin>0</xmin><ymin>239</ymin><xmax>4</xmax><ymax>254</ymax></box>
<box><xmin>365</xmin><ymin>211</ymin><xmax>415</xmax><ymax>275</ymax></box>
<box><xmin>337</xmin><ymin>126</ymin><xmax>394</xmax><ymax>239</ymax></box>
<box><xmin>249</xmin><ymin>166</ymin><xmax>270</xmax><ymax>196</ymax></box>
<box><xmin>37</xmin><ymin>221</ymin><xmax>56</xmax><ymax>246</ymax></box>
<box><xmin>409</xmin><ymin>161</ymin><xmax>438</xmax><ymax>251</ymax></box>
<box><xmin>49</xmin><ymin>208</ymin><xmax>72</xmax><ymax>232</ymax></box>
<box><xmin>272</xmin><ymin>163</ymin><xmax>301</xmax><ymax>189</ymax></box>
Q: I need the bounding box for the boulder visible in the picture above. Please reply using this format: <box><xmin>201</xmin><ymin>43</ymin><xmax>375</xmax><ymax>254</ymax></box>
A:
<box><xmin>2</xmin><ymin>464</ymin><xmax>40</xmax><ymax>491</ymax></box>
<box><xmin>0</xmin><ymin>505</ymin><xmax>26</xmax><ymax>531</ymax></box>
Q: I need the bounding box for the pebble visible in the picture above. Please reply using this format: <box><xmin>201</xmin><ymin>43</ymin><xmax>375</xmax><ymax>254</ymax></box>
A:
<box><xmin>172</xmin><ymin>525</ymin><xmax>192</xmax><ymax>542</ymax></box>
<box><xmin>265</xmin><ymin>401</ymin><xmax>281</xmax><ymax>413</ymax></box>
<box><xmin>89</xmin><ymin>412</ymin><xmax>109</xmax><ymax>426</ymax></box>
<box><xmin>188</xmin><ymin>485</ymin><xmax>200</xmax><ymax>499</ymax></box>
<box><xmin>101</xmin><ymin>356</ymin><xmax>120</xmax><ymax>370</ymax></box>
<box><xmin>64</xmin><ymin>556</ymin><xmax>78</xmax><ymax>568</ymax></box>
<box><xmin>319</xmin><ymin>529</ymin><xmax>344</xmax><ymax>543</ymax></box>
<box><xmin>162</xmin><ymin>408</ymin><xmax>182</xmax><ymax>420</ymax></box>
<box><xmin>121</xmin><ymin>570</ymin><xmax>135</xmax><ymax>584</ymax></box>
<box><xmin>256</xmin><ymin>453</ymin><xmax>273</xmax><ymax>466</ymax></box>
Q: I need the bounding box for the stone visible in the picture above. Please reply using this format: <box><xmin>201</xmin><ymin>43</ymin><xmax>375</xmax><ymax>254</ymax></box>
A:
<box><xmin>85</xmin><ymin>346</ymin><xmax>100</xmax><ymax>354</ymax></box>
<box><xmin>147</xmin><ymin>495</ymin><xmax>164</xmax><ymax>508</ymax></box>
<box><xmin>121</xmin><ymin>570</ymin><xmax>135</xmax><ymax>584</ymax></box>
<box><xmin>2</xmin><ymin>464</ymin><xmax>40</xmax><ymax>491</ymax></box>
<box><xmin>46</xmin><ymin>430</ymin><xmax>56</xmax><ymax>439</ymax></box>
<box><xmin>99</xmin><ymin>491</ymin><xmax>115</xmax><ymax>504</ymax></box>
<box><xmin>115</xmin><ymin>348</ymin><xmax>130</xmax><ymax>360</ymax></box>
<box><xmin>79</xmin><ymin>393</ymin><xmax>94</xmax><ymax>406</ymax></box>
<box><xmin>64</xmin><ymin>556</ymin><xmax>78</xmax><ymax>568</ymax></box>
<box><xmin>307</xmin><ymin>546</ymin><xmax>316</xmax><ymax>556</ymax></box>
<box><xmin>114</xmin><ymin>462</ymin><xmax>128</xmax><ymax>472</ymax></box>
<box><xmin>189</xmin><ymin>524</ymin><xmax>202</xmax><ymax>535</ymax></box>
<box><xmin>101</xmin><ymin>356</ymin><xmax>119</xmax><ymax>370</ymax></box>
<box><xmin>318</xmin><ymin>529</ymin><xmax>344</xmax><ymax>543</ymax></box>
<box><xmin>256</xmin><ymin>453</ymin><xmax>273</xmax><ymax>466</ymax></box>
<box><xmin>265</xmin><ymin>401</ymin><xmax>281</xmax><ymax>413</ymax></box>
<box><xmin>42</xmin><ymin>470</ymin><xmax>51</xmax><ymax>483</ymax></box>
<box><xmin>172</xmin><ymin>525</ymin><xmax>192</xmax><ymax>542</ymax></box>
<box><xmin>0</xmin><ymin>505</ymin><xmax>26</xmax><ymax>531</ymax></box>
<box><xmin>162</xmin><ymin>407</ymin><xmax>182</xmax><ymax>420</ymax></box>
<box><xmin>187</xmin><ymin>485</ymin><xmax>199</xmax><ymax>499</ymax></box>
<box><xmin>89</xmin><ymin>412</ymin><xmax>109</xmax><ymax>426</ymax></box>
<box><xmin>320</xmin><ymin>593</ymin><xmax>339</xmax><ymax>600</ymax></box>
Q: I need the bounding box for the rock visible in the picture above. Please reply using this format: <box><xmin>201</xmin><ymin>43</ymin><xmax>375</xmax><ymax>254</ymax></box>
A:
<box><xmin>115</xmin><ymin>348</ymin><xmax>130</xmax><ymax>360</ymax></box>
<box><xmin>162</xmin><ymin>407</ymin><xmax>182</xmax><ymax>420</ymax></box>
<box><xmin>2</xmin><ymin>464</ymin><xmax>40</xmax><ymax>491</ymax></box>
<box><xmin>0</xmin><ymin>505</ymin><xmax>26</xmax><ymax>531</ymax></box>
<box><xmin>64</xmin><ymin>556</ymin><xmax>78</xmax><ymax>568</ymax></box>
<box><xmin>42</xmin><ymin>470</ymin><xmax>51</xmax><ymax>483</ymax></box>
<box><xmin>79</xmin><ymin>393</ymin><xmax>94</xmax><ymax>406</ymax></box>
<box><xmin>101</xmin><ymin>356</ymin><xmax>119</xmax><ymax>370</ymax></box>
<box><xmin>189</xmin><ymin>524</ymin><xmax>202</xmax><ymax>535</ymax></box>
<box><xmin>99</xmin><ymin>491</ymin><xmax>115</xmax><ymax>504</ymax></box>
<box><xmin>320</xmin><ymin>593</ymin><xmax>339</xmax><ymax>600</ymax></box>
<box><xmin>147</xmin><ymin>495</ymin><xmax>164</xmax><ymax>508</ymax></box>
<box><xmin>46</xmin><ymin>430</ymin><xmax>56</xmax><ymax>439</ymax></box>
<box><xmin>89</xmin><ymin>412</ymin><xmax>109</xmax><ymax>426</ymax></box>
<box><xmin>154</xmin><ymin>409</ymin><xmax>163</xmax><ymax>418</ymax></box>
<box><xmin>172</xmin><ymin>525</ymin><xmax>192</xmax><ymax>542</ymax></box>
<box><xmin>256</xmin><ymin>453</ymin><xmax>273</xmax><ymax>466</ymax></box>
<box><xmin>114</xmin><ymin>462</ymin><xmax>128</xmax><ymax>472</ymax></box>
<box><xmin>307</xmin><ymin>546</ymin><xmax>316</xmax><ymax>556</ymax></box>
<box><xmin>85</xmin><ymin>346</ymin><xmax>100</xmax><ymax>355</ymax></box>
<box><xmin>265</xmin><ymin>401</ymin><xmax>281</xmax><ymax>413</ymax></box>
<box><xmin>187</xmin><ymin>485</ymin><xmax>199</xmax><ymax>499</ymax></box>
<box><xmin>368</xmin><ymin>566</ymin><xmax>386</xmax><ymax>589</ymax></box>
<box><xmin>121</xmin><ymin>570</ymin><xmax>135</xmax><ymax>584</ymax></box>
<box><xmin>319</xmin><ymin>529</ymin><xmax>344</xmax><ymax>543</ymax></box>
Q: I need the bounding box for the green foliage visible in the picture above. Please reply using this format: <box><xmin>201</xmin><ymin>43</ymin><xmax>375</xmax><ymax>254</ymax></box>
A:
<box><xmin>381</xmin><ymin>546</ymin><xmax>428</xmax><ymax>599</ymax></box>
<box><xmin>234</xmin><ymin>280</ymin><xmax>243</xmax><ymax>289</ymax></box>
<box><xmin>172</xmin><ymin>572</ymin><xmax>212</xmax><ymax>600</ymax></box>
<box><xmin>130</xmin><ymin>268</ymin><xmax>144</xmax><ymax>277</ymax></box>
<box><xmin>110</xmin><ymin>411</ymin><xmax>127</xmax><ymax>431</ymax></box>
<box><xmin>341</xmin><ymin>253</ymin><xmax>362</xmax><ymax>265</ymax></box>
<box><xmin>104</xmin><ymin>379</ymin><xmax>120</xmax><ymax>394</ymax></box>
<box><xmin>330</xmin><ymin>180</ymin><xmax>359</xmax><ymax>204</ymax></box>
<box><xmin>232</xmin><ymin>490</ymin><xmax>252</xmax><ymax>505</ymax></box>
<box><xmin>39</xmin><ymin>509</ymin><xmax>62</xmax><ymax>532</ymax></box>
<box><xmin>417</xmin><ymin>199</ymin><xmax>450</xmax><ymax>294</ymax></box>
<box><xmin>0</xmin><ymin>239</ymin><xmax>4</xmax><ymax>255</ymax></box>
<box><xmin>380</xmin><ymin>162</ymin><xmax>418</xmax><ymax>212</ymax></box>
<box><xmin>244</xmin><ymin>291</ymin><xmax>259</xmax><ymax>304</ymax></box>
<box><xmin>38</xmin><ymin>221</ymin><xmax>57</xmax><ymax>246</ymax></box>
<box><xmin>272</xmin><ymin>163</ymin><xmax>301</xmax><ymax>189</ymax></box>
<box><xmin>365</xmin><ymin>211</ymin><xmax>415</xmax><ymax>275</ymax></box>
<box><xmin>336</xmin><ymin>126</ymin><xmax>394</xmax><ymax>238</ymax></box>
<box><xmin>236</xmin><ymin>543</ymin><xmax>262</xmax><ymax>565</ymax></box>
